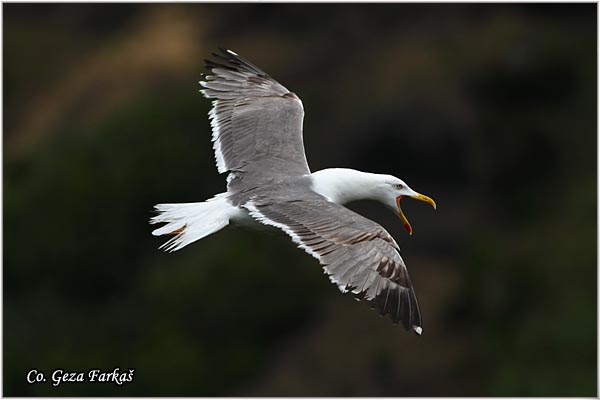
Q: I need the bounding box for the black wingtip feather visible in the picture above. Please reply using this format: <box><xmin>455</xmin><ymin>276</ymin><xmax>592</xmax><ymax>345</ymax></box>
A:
<box><xmin>211</xmin><ymin>51</ymin><xmax>234</xmax><ymax>64</ymax></box>
<box><xmin>361</xmin><ymin>282</ymin><xmax>422</xmax><ymax>334</ymax></box>
<box><xmin>204</xmin><ymin>48</ymin><xmax>270</xmax><ymax>77</ymax></box>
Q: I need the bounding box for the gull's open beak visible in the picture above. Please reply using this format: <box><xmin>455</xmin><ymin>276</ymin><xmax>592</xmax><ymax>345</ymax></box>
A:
<box><xmin>396</xmin><ymin>193</ymin><xmax>436</xmax><ymax>236</ymax></box>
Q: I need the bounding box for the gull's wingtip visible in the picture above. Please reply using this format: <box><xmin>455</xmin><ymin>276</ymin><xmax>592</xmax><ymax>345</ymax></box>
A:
<box><xmin>216</xmin><ymin>46</ymin><xmax>238</xmax><ymax>56</ymax></box>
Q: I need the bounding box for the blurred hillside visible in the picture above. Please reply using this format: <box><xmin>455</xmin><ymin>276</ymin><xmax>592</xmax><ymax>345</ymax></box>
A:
<box><xmin>4</xmin><ymin>3</ymin><xmax>596</xmax><ymax>396</ymax></box>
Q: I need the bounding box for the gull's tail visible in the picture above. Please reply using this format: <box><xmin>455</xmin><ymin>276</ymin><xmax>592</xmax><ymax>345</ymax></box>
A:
<box><xmin>150</xmin><ymin>193</ymin><xmax>235</xmax><ymax>252</ymax></box>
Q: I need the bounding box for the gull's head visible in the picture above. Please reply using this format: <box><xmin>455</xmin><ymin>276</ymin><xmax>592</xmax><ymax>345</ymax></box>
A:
<box><xmin>310</xmin><ymin>169</ymin><xmax>436</xmax><ymax>235</ymax></box>
<box><xmin>378</xmin><ymin>176</ymin><xmax>436</xmax><ymax>236</ymax></box>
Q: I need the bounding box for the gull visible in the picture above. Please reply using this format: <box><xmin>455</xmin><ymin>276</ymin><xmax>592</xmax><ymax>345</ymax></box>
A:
<box><xmin>151</xmin><ymin>48</ymin><xmax>436</xmax><ymax>334</ymax></box>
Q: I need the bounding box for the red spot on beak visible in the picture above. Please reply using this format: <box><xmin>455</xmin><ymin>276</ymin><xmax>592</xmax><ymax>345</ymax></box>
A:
<box><xmin>397</xmin><ymin>195</ymin><xmax>413</xmax><ymax>235</ymax></box>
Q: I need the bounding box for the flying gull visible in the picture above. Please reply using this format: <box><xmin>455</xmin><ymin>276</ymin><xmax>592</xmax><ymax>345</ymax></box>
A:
<box><xmin>151</xmin><ymin>48</ymin><xmax>436</xmax><ymax>335</ymax></box>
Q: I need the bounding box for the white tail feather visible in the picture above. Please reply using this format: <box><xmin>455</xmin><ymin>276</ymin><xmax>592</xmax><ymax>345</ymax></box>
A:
<box><xmin>150</xmin><ymin>193</ymin><xmax>234</xmax><ymax>252</ymax></box>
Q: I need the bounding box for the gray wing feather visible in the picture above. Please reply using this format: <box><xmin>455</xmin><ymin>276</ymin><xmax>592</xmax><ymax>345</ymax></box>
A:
<box><xmin>200</xmin><ymin>49</ymin><xmax>310</xmax><ymax>193</ymax></box>
<box><xmin>245</xmin><ymin>188</ymin><xmax>423</xmax><ymax>334</ymax></box>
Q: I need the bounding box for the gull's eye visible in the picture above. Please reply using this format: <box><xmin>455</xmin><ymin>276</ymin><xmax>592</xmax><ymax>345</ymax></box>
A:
<box><xmin>394</xmin><ymin>183</ymin><xmax>404</xmax><ymax>190</ymax></box>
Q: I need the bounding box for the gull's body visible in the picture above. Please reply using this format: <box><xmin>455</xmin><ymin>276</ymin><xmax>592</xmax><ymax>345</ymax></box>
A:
<box><xmin>151</xmin><ymin>49</ymin><xmax>436</xmax><ymax>334</ymax></box>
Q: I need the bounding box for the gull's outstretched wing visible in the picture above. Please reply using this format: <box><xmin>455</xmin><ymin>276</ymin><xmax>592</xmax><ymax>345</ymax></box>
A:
<box><xmin>244</xmin><ymin>187</ymin><xmax>423</xmax><ymax>334</ymax></box>
<box><xmin>200</xmin><ymin>48</ymin><xmax>310</xmax><ymax>193</ymax></box>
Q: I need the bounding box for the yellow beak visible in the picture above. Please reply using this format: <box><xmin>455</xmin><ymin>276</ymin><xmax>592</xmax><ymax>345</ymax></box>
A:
<box><xmin>396</xmin><ymin>193</ymin><xmax>436</xmax><ymax>236</ymax></box>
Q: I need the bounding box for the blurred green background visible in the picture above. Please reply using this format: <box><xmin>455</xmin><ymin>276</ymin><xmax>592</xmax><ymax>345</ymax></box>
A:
<box><xmin>3</xmin><ymin>3</ymin><xmax>596</xmax><ymax>396</ymax></box>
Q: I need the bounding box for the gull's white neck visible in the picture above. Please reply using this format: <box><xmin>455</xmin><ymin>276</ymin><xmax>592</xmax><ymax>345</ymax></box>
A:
<box><xmin>310</xmin><ymin>168</ymin><xmax>388</xmax><ymax>204</ymax></box>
